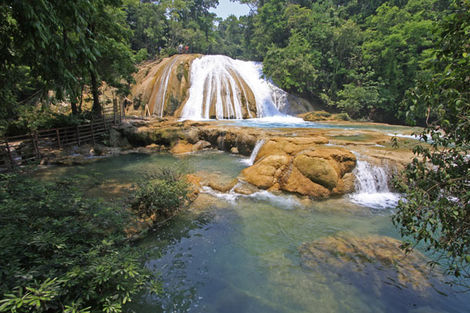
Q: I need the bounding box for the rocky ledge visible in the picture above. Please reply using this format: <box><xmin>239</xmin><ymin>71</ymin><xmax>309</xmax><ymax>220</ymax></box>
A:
<box><xmin>110</xmin><ymin>118</ymin><xmax>420</xmax><ymax>198</ymax></box>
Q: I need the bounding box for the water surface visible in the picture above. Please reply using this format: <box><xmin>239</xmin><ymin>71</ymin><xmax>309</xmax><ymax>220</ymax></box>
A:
<box><xmin>36</xmin><ymin>151</ymin><xmax>470</xmax><ymax>313</ymax></box>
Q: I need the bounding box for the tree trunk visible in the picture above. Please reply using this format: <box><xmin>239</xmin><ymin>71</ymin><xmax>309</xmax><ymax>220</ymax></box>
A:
<box><xmin>90</xmin><ymin>69</ymin><xmax>101</xmax><ymax>117</ymax></box>
<box><xmin>71</xmin><ymin>100</ymin><xmax>78</xmax><ymax>115</ymax></box>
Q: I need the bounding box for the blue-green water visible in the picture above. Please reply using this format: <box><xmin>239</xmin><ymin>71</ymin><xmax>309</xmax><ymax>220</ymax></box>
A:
<box><xmin>37</xmin><ymin>151</ymin><xmax>470</xmax><ymax>313</ymax></box>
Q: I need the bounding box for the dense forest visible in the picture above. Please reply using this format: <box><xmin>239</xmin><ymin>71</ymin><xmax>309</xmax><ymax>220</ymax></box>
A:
<box><xmin>0</xmin><ymin>0</ymin><xmax>463</xmax><ymax>135</ymax></box>
<box><xmin>1</xmin><ymin>0</ymin><xmax>470</xmax><ymax>311</ymax></box>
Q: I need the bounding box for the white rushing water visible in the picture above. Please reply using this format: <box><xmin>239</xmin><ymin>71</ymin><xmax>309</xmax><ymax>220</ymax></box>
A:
<box><xmin>350</xmin><ymin>160</ymin><xmax>401</xmax><ymax>209</ymax></box>
<box><xmin>153</xmin><ymin>57</ymin><xmax>180</xmax><ymax>116</ymax></box>
<box><xmin>242</xmin><ymin>139</ymin><xmax>265</xmax><ymax>166</ymax></box>
<box><xmin>181</xmin><ymin>55</ymin><xmax>288</xmax><ymax>120</ymax></box>
<box><xmin>201</xmin><ymin>186</ymin><xmax>301</xmax><ymax>210</ymax></box>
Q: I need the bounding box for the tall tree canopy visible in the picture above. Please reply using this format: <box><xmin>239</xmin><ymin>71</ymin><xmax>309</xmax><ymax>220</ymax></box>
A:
<box><xmin>393</xmin><ymin>0</ymin><xmax>470</xmax><ymax>280</ymax></box>
<box><xmin>0</xmin><ymin>0</ymin><xmax>135</xmax><ymax>122</ymax></box>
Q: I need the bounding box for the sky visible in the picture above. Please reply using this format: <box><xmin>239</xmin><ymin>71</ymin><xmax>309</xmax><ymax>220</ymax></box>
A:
<box><xmin>209</xmin><ymin>0</ymin><xmax>251</xmax><ymax>19</ymax></box>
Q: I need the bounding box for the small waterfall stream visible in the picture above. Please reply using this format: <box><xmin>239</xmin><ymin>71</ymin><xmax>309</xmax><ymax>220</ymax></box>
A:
<box><xmin>242</xmin><ymin>140</ymin><xmax>265</xmax><ymax>166</ymax></box>
<box><xmin>350</xmin><ymin>160</ymin><xmax>400</xmax><ymax>209</ymax></box>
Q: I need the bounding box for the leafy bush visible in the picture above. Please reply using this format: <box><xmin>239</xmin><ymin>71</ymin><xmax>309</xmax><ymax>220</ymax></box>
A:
<box><xmin>130</xmin><ymin>167</ymin><xmax>191</xmax><ymax>221</ymax></box>
<box><xmin>134</xmin><ymin>48</ymin><xmax>149</xmax><ymax>64</ymax></box>
<box><xmin>0</xmin><ymin>174</ymin><xmax>159</xmax><ymax>313</ymax></box>
<box><xmin>336</xmin><ymin>113</ymin><xmax>351</xmax><ymax>121</ymax></box>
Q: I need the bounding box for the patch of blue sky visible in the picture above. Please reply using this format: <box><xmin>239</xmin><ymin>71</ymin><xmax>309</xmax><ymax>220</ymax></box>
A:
<box><xmin>209</xmin><ymin>0</ymin><xmax>251</xmax><ymax>19</ymax></box>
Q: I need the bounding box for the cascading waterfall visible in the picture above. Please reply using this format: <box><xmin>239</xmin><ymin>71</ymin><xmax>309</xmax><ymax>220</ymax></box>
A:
<box><xmin>152</xmin><ymin>56</ymin><xmax>181</xmax><ymax>117</ymax></box>
<box><xmin>181</xmin><ymin>55</ymin><xmax>287</xmax><ymax>120</ymax></box>
<box><xmin>350</xmin><ymin>160</ymin><xmax>400</xmax><ymax>209</ymax></box>
<box><xmin>242</xmin><ymin>139</ymin><xmax>265</xmax><ymax>166</ymax></box>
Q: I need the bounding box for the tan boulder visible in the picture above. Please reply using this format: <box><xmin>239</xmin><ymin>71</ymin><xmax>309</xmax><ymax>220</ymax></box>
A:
<box><xmin>193</xmin><ymin>140</ymin><xmax>211</xmax><ymax>151</ymax></box>
<box><xmin>241</xmin><ymin>154</ymin><xmax>291</xmax><ymax>189</ymax></box>
<box><xmin>255</xmin><ymin>136</ymin><xmax>328</xmax><ymax>162</ymax></box>
<box><xmin>170</xmin><ymin>140</ymin><xmax>211</xmax><ymax>155</ymax></box>
<box><xmin>280</xmin><ymin>166</ymin><xmax>330</xmax><ymax>199</ymax></box>
<box><xmin>208</xmin><ymin>179</ymin><xmax>238</xmax><ymax>193</ymax></box>
<box><xmin>293</xmin><ymin>154</ymin><xmax>339</xmax><ymax>190</ymax></box>
<box><xmin>301</xmin><ymin>148</ymin><xmax>356</xmax><ymax>176</ymax></box>
<box><xmin>170</xmin><ymin>140</ymin><xmax>194</xmax><ymax>154</ymax></box>
<box><xmin>233</xmin><ymin>182</ymin><xmax>259</xmax><ymax>195</ymax></box>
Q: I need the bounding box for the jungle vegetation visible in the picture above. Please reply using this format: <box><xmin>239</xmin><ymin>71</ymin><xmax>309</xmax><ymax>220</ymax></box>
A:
<box><xmin>1</xmin><ymin>0</ymin><xmax>469</xmax><ymax>310</ymax></box>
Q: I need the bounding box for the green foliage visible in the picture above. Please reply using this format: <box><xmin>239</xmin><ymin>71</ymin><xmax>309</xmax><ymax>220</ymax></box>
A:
<box><xmin>336</xmin><ymin>82</ymin><xmax>383</xmax><ymax>118</ymax></box>
<box><xmin>242</xmin><ymin>0</ymin><xmax>450</xmax><ymax>123</ymax></box>
<box><xmin>1</xmin><ymin>0</ymin><xmax>136</xmax><ymax>122</ymax></box>
<box><xmin>0</xmin><ymin>174</ymin><xmax>159</xmax><ymax>312</ymax></box>
<box><xmin>130</xmin><ymin>167</ymin><xmax>191</xmax><ymax>221</ymax></box>
<box><xmin>393</xmin><ymin>0</ymin><xmax>470</xmax><ymax>280</ymax></box>
<box><xmin>134</xmin><ymin>48</ymin><xmax>149</xmax><ymax>64</ymax></box>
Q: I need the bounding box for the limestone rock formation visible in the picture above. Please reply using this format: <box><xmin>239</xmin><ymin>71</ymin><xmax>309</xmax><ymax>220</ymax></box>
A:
<box><xmin>241</xmin><ymin>138</ymin><xmax>356</xmax><ymax>198</ymax></box>
<box><xmin>129</xmin><ymin>54</ymin><xmax>288</xmax><ymax>119</ymax></box>
<box><xmin>170</xmin><ymin>140</ymin><xmax>211</xmax><ymax>155</ymax></box>
<box><xmin>130</xmin><ymin>55</ymin><xmax>199</xmax><ymax>117</ymax></box>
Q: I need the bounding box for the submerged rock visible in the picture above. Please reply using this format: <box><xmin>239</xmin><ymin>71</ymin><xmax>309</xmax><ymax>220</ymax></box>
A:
<box><xmin>299</xmin><ymin>235</ymin><xmax>441</xmax><ymax>292</ymax></box>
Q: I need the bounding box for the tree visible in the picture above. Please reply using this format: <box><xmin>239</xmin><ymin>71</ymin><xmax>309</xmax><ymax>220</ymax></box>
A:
<box><xmin>361</xmin><ymin>0</ymin><xmax>438</xmax><ymax>121</ymax></box>
<box><xmin>0</xmin><ymin>0</ymin><xmax>135</xmax><ymax>122</ymax></box>
<box><xmin>393</xmin><ymin>0</ymin><xmax>470</xmax><ymax>281</ymax></box>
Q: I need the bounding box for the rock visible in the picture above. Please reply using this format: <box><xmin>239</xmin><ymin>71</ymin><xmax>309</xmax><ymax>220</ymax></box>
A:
<box><xmin>109</xmin><ymin>127</ymin><xmax>131</xmax><ymax>147</ymax></box>
<box><xmin>255</xmin><ymin>137</ymin><xmax>329</xmax><ymax>162</ymax></box>
<box><xmin>230</xmin><ymin>147</ymin><xmax>239</xmax><ymax>154</ymax></box>
<box><xmin>299</xmin><ymin>235</ymin><xmax>442</xmax><ymax>292</ymax></box>
<box><xmin>186</xmin><ymin>174</ymin><xmax>202</xmax><ymax>188</ymax></box>
<box><xmin>170</xmin><ymin>140</ymin><xmax>194</xmax><ymax>154</ymax></box>
<box><xmin>190</xmin><ymin>193</ymin><xmax>227</xmax><ymax>212</ymax></box>
<box><xmin>193</xmin><ymin>140</ymin><xmax>211</xmax><ymax>151</ymax></box>
<box><xmin>185</xmin><ymin>128</ymin><xmax>200</xmax><ymax>144</ymax></box>
<box><xmin>293</xmin><ymin>154</ymin><xmax>339</xmax><ymax>189</ymax></box>
<box><xmin>300</xmin><ymin>110</ymin><xmax>351</xmax><ymax>122</ymax></box>
<box><xmin>145</xmin><ymin>143</ymin><xmax>160</xmax><ymax>151</ymax></box>
<box><xmin>336</xmin><ymin>172</ymin><xmax>355</xmax><ymax>194</ymax></box>
<box><xmin>208</xmin><ymin>178</ymin><xmax>238</xmax><ymax>193</ymax></box>
<box><xmin>241</xmin><ymin>142</ymin><xmax>356</xmax><ymax>198</ymax></box>
<box><xmin>93</xmin><ymin>143</ymin><xmax>109</xmax><ymax>156</ymax></box>
<box><xmin>170</xmin><ymin>140</ymin><xmax>211</xmax><ymax>155</ymax></box>
<box><xmin>241</xmin><ymin>154</ymin><xmax>291</xmax><ymax>189</ymax></box>
<box><xmin>233</xmin><ymin>181</ymin><xmax>258</xmax><ymax>195</ymax></box>
<box><xmin>280</xmin><ymin>166</ymin><xmax>330</xmax><ymax>199</ymax></box>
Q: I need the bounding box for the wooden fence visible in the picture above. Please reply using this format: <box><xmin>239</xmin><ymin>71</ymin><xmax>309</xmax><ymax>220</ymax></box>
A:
<box><xmin>0</xmin><ymin>105</ymin><xmax>121</xmax><ymax>170</ymax></box>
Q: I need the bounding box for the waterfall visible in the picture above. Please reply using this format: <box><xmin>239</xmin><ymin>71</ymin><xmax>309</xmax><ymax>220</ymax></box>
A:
<box><xmin>242</xmin><ymin>139</ymin><xmax>265</xmax><ymax>166</ymax></box>
<box><xmin>181</xmin><ymin>55</ymin><xmax>287</xmax><ymax>120</ymax></box>
<box><xmin>350</xmin><ymin>160</ymin><xmax>400</xmax><ymax>209</ymax></box>
<box><xmin>152</xmin><ymin>56</ymin><xmax>181</xmax><ymax>117</ymax></box>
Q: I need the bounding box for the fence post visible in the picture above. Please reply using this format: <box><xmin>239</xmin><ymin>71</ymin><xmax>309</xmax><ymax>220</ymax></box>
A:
<box><xmin>119</xmin><ymin>99</ymin><xmax>123</xmax><ymax>123</ymax></box>
<box><xmin>32</xmin><ymin>132</ymin><xmax>41</xmax><ymax>159</ymax></box>
<box><xmin>76</xmin><ymin>126</ymin><xmax>81</xmax><ymax>146</ymax></box>
<box><xmin>113</xmin><ymin>98</ymin><xmax>118</xmax><ymax>125</ymax></box>
<box><xmin>91</xmin><ymin>122</ymin><xmax>96</xmax><ymax>146</ymax></box>
<box><xmin>5</xmin><ymin>139</ymin><xmax>15</xmax><ymax>169</ymax></box>
<box><xmin>56</xmin><ymin>129</ymin><xmax>62</xmax><ymax>149</ymax></box>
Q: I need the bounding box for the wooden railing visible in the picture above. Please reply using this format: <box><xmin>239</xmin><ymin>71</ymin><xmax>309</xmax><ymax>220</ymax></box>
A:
<box><xmin>1</xmin><ymin>105</ymin><xmax>121</xmax><ymax>170</ymax></box>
